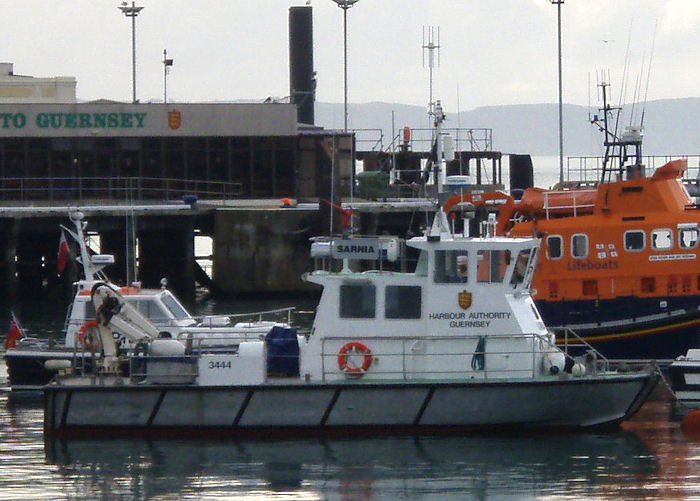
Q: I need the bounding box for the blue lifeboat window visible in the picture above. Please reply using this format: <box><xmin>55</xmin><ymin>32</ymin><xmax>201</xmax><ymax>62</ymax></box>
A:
<box><xmin>651</xmin><ymin>229</ymin><xmax>673</xmax><ymax>250</ymax></box>
<box><xmin>571</xmin><ymin>234</ymin><xmax>588</xmax><ymax>258</ymax></box>
<box><xmin>547</xmin><ymin>235</ymin><xmax>563</xmax><ymax>259</ymax></box>
<box><xmin>624</xmin><ymin>230</ymin><xmax>645</xmax><ymax>252</ymax></box>
<box><xmin>679</xmin><ymin>228</ymin><xmax>699</xmax><ymax>249</ymax></box>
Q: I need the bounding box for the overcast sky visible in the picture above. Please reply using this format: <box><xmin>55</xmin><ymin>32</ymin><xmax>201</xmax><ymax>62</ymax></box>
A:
<box><xmin>2</xmin><ymin>1</ymin><xmax>698</xmax><ymax>115</ymax></box>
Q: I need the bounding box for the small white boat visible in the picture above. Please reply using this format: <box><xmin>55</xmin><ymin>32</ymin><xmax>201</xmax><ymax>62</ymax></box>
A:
<box><xmin>668</xmin><ymin>349</ymin><xmax>700</xmax><ymax>416</ymax></box>
<box><xmin>5</xmin><ymin>212</ymin><xmax>293</xmax><ymax>391</ymax></box>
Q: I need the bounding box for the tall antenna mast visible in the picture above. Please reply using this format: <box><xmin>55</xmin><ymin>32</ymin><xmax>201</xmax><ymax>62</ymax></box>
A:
<box><xmin>423</xmin><ymin>26</ymin><xmax>441</xmax><ymax>129</ymax></box>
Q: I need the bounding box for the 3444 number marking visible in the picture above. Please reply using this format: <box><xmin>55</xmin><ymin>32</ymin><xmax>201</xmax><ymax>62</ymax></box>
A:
<box><xmin>208</xmin><ymin>360</ymin><xmax>232</xmax><ymax>369</ymax></box>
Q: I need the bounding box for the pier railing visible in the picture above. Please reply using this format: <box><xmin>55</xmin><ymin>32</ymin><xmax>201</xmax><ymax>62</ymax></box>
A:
<box><xmin>354</xmin><ymin>127</ymin><xmax>493</xmax><ymax>154</ymax></box>
<box><xmin>565</xmin><ymin>154</ymin><xmax>700</xmax><ymax>186</ymax></box>
<box><xmin>0</xmin><ymin>176</ymin><xmax>243</xmax><ymax>203</ymax></box>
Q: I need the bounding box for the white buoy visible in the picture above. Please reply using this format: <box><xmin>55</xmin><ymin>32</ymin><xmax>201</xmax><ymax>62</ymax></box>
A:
<box><xmin>150</xmin><ymin>339</ymin><xmax>186</xmax><ymax>356</ymax></box>
<box><xmin>542</xmin><ymin>351</ymin><xmax>566</xmax><ymax>375</ymax></box>
<box><xmin>572</xmin><ymin>363</ymin><xmax>586</xmax><ymax>377</ymax></box>
<box><xmin>44</xmin><ymin>359</ymin><xmax>72</xmax><ymax>371</ymax></box>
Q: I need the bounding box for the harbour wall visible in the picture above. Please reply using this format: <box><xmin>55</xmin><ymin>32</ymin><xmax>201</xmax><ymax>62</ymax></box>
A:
<box><xmin>0</xmin><ymin>205</ymin><xmax>326</xmax><ymax>307</ymax></box>
<box><xmin>212</xmin><ymin>207</ymin><xmax>321</xmax><ymax>295</ymax></box>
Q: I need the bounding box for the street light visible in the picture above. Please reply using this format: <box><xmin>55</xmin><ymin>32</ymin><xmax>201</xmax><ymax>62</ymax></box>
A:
<box><xmin>119</xmin><ymin>1</ymin><xmax>144</xmax><ymax>104</ymax></box>
<box><xmin>163</xmin><ymin>49</ymin><xmax>174</xmax><ymax>103</ymax></box>
<box><xmin>550</xmin><ymin>0</ymin><xmax>564</xmax><ymax>185</ymax></box>
<box><xmin>331</xmin><ymin>0</ymin><xmax>359</xmax><ymax>132</ymax></box>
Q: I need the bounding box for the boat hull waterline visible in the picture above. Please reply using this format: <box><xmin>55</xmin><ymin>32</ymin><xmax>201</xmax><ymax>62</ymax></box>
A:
<box><xmin>44</xmin><ymin>374</ymin><xmax>657</xmax><ymax>437</ymax></box>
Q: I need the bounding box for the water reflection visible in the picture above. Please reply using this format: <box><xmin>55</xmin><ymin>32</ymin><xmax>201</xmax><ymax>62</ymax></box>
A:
<box><xmin>43</xmin><ymin>432</ymin><xmax>654</xmax><ymax>500</ymax></box>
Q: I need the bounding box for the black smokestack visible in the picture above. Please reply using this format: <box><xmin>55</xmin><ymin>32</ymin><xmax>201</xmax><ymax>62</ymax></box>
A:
<box><xmin>289</xmin><ymin>6</ymin><xmax>315</xmax><ymax>125</ymax></box>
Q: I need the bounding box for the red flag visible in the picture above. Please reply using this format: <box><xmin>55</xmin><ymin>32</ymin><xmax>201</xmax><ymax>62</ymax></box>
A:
<box><xmin>323</xmin><ymin>199</ymin><xmax>353</xmax><ymax>229</ymax></box>
<box><xmin>5</xmin><ymin>313</ymin><xmax>25</xmax><ymax>349</ymax></box>
<box><xmin>57</xmin><ymin>230</ymin><xmax>70</xmax><ymax>273</ymax></box>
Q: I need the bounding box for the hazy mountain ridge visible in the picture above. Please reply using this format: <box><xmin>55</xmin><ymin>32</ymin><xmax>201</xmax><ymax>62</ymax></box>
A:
<box><xmin>315</xmin><ymin>98</ymin><xmax>700</xmax><ymax>156</ymax></box>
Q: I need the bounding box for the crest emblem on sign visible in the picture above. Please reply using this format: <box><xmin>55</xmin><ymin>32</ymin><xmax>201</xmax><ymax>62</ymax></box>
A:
<box><xmin>168</xmin><ymin>110</ymin><xmax>181</xmax><ymax>130</ymax></box>
<box><xmin>458</xmin><ymin>290</ymin><xmax>472</xmax><ymax>309</ymax></box>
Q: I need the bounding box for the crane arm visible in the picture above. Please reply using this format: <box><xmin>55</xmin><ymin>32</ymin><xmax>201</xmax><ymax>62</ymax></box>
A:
<box><xmin>90</xmin><ymin>282</ymin><xmax>161</xmax><ymax>368</ymax></box>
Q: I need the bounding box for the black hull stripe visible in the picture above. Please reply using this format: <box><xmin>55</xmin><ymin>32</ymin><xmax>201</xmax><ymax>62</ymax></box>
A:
<box><xmin>320</xmin><ymin>388</ymin><xmax>341</xmax><ymax>426</ymax></box>
<box><xmin>414</xmin><ymin>387</ymin><xmax>435</xmax><ymax>426</ymax></box>
<box><xmin>233</xmin><ymin>390</ymin><xmax>254</xmax><ymax>426</ymax></box>
<box><xmin>59</xmin><ymin>391</ymin><xmax>73</xmax><ymax>429</ymax></box>
<box><xmin>146</xmin><ymin>390</ymin><xmax>167</xmax><ymax>427</ymax></box>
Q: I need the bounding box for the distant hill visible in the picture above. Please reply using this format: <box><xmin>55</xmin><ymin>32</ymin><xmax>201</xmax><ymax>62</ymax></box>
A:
<box><xmin>315</xmin><ymin>98</ymin><xmax>700</xmax><ymax>156</ymax></box>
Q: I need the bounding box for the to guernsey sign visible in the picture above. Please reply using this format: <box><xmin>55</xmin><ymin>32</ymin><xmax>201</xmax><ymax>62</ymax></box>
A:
<box><xmin>0</xmin><ymin>112</ymin><xmax>147</xmax><ymax>130</ymax></box>
<box><xmin>0</xmin><ymin>103</ymin><xmax>298</xmax><ymax>138</ymax></box>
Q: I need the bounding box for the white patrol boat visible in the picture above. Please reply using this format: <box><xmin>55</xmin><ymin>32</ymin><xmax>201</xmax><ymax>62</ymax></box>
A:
<box><xmin>5</xmin><ymin>211</ymin><xmax>293</xmax><ymax>391</ymax></box>
<box><xmin>43</xmin><ymin>206</ymin><xmax>658</xmax><ymax>437</ymax></box>
<box><xmin>668</xmin><ymin>350</ymin><xmax>700</xmax><ymax>417</ymax></box>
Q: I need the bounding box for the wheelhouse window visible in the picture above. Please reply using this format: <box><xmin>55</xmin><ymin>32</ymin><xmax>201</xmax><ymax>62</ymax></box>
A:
<box><xmin>510</xmin><ymin>249</ymin><xmax>531</xmax><ymax>286</ymax></box>
<box><xmin>161</xmin><ymin>292</ymin><xmax>191</xmax><ymax>320</ymax></box>
<box><xmin>385</xmin><ymin>286</ymin><xmax>422</xmax><ymax>319</ymax></box>
<box><xmin>571</xmin><ymin>234</ymin><xmax>588</xmax><ymax>258</ymax></box>
<box><xmin>651</xmin><ymin>229</ymin><xmax>673</xmax><ymax>250</ymax></box>
<box><xmin>547</xmin><ymin>235</ymin><xmax>563</xmax><ymax>260</ymax></box>
<box><xmin>434</xmin><ymin>250</ymin><xmax>469</xmax><ymax>283</ymax></box>
<box><xmin>624</xmin><ymin>230</ymin><xmax>645</xmax><ymax>251</ymax></box>
<box><xmin>477</xmin><ymin>250</ymin><xmax>509</xmax><ymax>283</ymax></box>
<box><xmin>679</xmin><ymin>227</ymin><xmax>699</xmax><ymax>249</ymax></box>
<box><xmin>340</xmin><ymin>283</ymin><xmax>376</xmax><ymax>318</ymax></box>
<box><xmin>132</xmin><ymin>300</ymin><xmax>169</xmax><ymax>322</ymax></box>
<box><xmin>414</xmin><ymin>250</ymin><xmax>428</xmax><ymax>277</ymax></box>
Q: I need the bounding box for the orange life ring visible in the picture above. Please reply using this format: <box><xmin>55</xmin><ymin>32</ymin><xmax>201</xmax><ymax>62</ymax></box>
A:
<box><xmin>78</xmin><ymin>320</ymin><xmax>99</xmax><ymax>348</ymax></box>
<box><xmin>337</xmin><ymin>341</ymin><xmax>372</xmax><ymax>376</ymax></box>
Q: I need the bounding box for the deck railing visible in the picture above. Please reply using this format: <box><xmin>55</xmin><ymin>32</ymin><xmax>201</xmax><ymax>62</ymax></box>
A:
<box><xmin>320</xmin><ymin>332</ymin><xmax>604</xmax><ymax>382</ymax></box>
<box><xmin>541</xmin><ymin>188</ymin><xmax>597</xmax><ymax>219</ymax></box>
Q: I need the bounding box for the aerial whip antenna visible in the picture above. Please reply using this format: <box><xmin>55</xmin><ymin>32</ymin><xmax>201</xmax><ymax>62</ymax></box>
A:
<box><xmin>423</xmin><ymin>25</ymin><xmax>441</xmax><ymax>134</ymax></box>
<box><xmin>640</xmin><ymin>19</ymin><xmax>658</xmax><ymax>128</ymax></box>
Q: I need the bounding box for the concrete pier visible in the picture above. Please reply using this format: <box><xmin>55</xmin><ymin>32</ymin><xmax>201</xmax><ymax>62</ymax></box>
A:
<box><xmin>213</xmin><ymin>207</ymin><xmax>320</xmax><ymax>295</ymax></box>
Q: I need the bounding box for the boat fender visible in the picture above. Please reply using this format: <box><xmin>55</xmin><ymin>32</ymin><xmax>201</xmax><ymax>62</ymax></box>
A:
<box><xmin>542</xmin><ymin>351</ymin><xmax>566</xmax><ymax>375</ymax></box>
<box><xmin>337</xmin><ymin>341</ymin><xmax>372</xmax><ymax>376</ymax></box>
<box><xmin>44</xmin><ymin>359</ymin><xmax>72</xmax><ymax>371</ymax></box>
<box><xmin>571</xmin><ymin>363</ymin><xmax>586</xmax><ymax>377</ymax></box>
<box><xmin>151</xmin><ymin>338</ymin><xmax>186</xmax><ymax>357</ymax></box>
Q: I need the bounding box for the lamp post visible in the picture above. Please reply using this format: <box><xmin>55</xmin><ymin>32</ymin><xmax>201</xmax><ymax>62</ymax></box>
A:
<box><xmin>119</xmin><ymin>1</ymin><xmax>144</xmax><ymax>104</ymax></box>
<box><xmin>331</xmin><ymin>0</ymin><xmax>359</xmax><ymax>132</ymax></box>
<box><xmin>163</xmin><ymin>49</ymin><xmax>173</xmax><ymax>103</ymax></box>
<box><xmin>551</xmin><ymin>0</ymin><xmax>564</xmax><ymax>185</ymax></box>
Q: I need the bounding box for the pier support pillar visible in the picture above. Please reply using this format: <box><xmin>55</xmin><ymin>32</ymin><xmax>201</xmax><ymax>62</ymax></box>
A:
<box><xmin>138</xmin><ymin>216</ymin><xmax>195</xmax><ymax>303</ymax></box>
<box><xmin>213</xmin><ymin>207</ymin><xmax>319</xmax><ymax>295</ymax></box>
<box><xmin>16</xmin><ymin>226</ymin><xmax>47</xmax><ymax>300</ymax></box>
<box><xmin>0</xmin><ymin>219</ymin><xmax>19</xmax><ymax>305</ymax></box>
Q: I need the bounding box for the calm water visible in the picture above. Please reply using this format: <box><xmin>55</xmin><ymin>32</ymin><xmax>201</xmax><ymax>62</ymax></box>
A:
<box><xmin>2</xmin><ymin>297</ymin><xmax>700</xmax><ymax>500</ymax></box>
